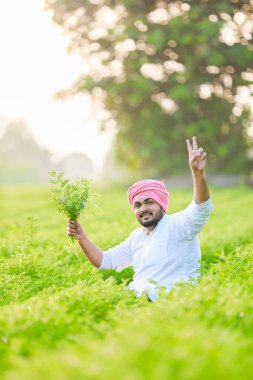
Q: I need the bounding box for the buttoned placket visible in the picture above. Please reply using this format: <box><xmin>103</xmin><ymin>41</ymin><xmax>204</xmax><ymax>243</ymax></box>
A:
<box><xmin>139</xmin><ymin>230</ymin><xmax>151</xmax><ymax>267</ymax></box>
<box><xmin>139</xmin><ymin>216</ymin><xmax>166</xmax><ymax>267</ymax></box>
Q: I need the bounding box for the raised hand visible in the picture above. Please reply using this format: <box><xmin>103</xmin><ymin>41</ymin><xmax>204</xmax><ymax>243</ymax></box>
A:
<box><xmin>67</xmin><ymin>219</ymin><xmax>86</xmax><ymax>242</ymax></box>
<box><xmin>186</xmin><ymin>136</ymin><xmax>206</xmax><ymax>172</ymax></box>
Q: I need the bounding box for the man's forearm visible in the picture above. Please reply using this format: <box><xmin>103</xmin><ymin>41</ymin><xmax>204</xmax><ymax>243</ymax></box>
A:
<box><xmin>192</xmin><ymin>170</ymin><xmax>210</xmax><ymax>204</ymax></box>
<box><xmin>78</xmin><ymin>236</ymin><xmax>103</xmax><ymax>268</ymax></box>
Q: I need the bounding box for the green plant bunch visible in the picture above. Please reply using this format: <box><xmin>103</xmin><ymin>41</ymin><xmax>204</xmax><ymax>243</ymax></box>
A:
<box><xmin>49</xmin><ymin>170</ymin><xmax>90</xmax><ymax>221</ymax></box>
<box><xmin>49</xmin><ymin>170</ymin><xmax>91</xmax><ymax>252</ymax></box>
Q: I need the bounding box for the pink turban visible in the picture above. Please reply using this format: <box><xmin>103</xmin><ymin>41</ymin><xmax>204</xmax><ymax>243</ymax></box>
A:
<box><xmin>127</xmin><ymin>179</ymin><xmax>169</xmax><ymax>212</ymax></box>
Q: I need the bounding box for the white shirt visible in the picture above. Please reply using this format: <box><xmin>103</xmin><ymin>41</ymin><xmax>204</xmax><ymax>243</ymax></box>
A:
<box><xmin>99</xmin><ymin>198</ymin><xmax>213</xmax><ymax>301</ymax></box>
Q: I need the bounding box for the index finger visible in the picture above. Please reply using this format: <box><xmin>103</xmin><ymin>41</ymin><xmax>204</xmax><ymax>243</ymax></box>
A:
<box><xmin>192</xmin><ymin>136</ymin><xmax>198</xmax><ymax>150</ymax></box>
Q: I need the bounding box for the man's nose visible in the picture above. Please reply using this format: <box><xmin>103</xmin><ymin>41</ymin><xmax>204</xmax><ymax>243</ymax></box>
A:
<box><xmin>140</xmin><ymin>203</ymin><xmax>148</xmax><ymax>212</ymax></box>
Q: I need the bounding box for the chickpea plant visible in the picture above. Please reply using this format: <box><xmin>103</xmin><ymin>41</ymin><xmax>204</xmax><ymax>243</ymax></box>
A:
<box><xmin>49</xmin><ymin>170</ymin><xmax>91</xmax><ymax>257</ymax></box>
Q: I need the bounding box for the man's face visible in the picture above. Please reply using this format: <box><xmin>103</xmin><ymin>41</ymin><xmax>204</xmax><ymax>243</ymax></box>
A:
<box><xmin>133</xmin><ymin>198</ymin><xmax>165</xmax><ymax>228</ymax></box>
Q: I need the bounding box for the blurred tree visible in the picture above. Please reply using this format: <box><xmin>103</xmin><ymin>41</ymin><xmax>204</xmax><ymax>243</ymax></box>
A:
<box><xmin>0</xmin><ymin>121</ymin><xmax>52</xmax><ymax>183</ymax></box>
<box><xmin>46</xmin><ymin>0</ymin><xmax>253</xmax><ymax>177</ymax></box>
<box><xmin>55</xmin><ymin>152</ymin><xmax>94</xmax><ymax>180</ymax></box>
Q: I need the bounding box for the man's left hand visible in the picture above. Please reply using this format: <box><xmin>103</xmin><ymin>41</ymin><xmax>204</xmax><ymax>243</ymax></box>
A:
<box><xmin>186</xmin><ymin>136</ymin><xmax>206</xmax><ymax>172</ymax></box>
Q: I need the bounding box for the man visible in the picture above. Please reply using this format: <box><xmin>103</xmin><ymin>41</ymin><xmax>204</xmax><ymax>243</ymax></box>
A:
<box><xmin>67</xmin><ymin>137</ymin><xmax>213</xmax><ymax>301</ymax></box>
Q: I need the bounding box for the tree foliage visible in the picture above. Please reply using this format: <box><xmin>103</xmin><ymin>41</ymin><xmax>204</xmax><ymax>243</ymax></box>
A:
<box><xmin>0</xmin><ymin>121</ymin><xmax>52</xmax><ymax>183</ymax></box>
<box><xmin>46</xmin><ymin>0</ymin><xmax>253</xmax><ymax>176</ymax></box>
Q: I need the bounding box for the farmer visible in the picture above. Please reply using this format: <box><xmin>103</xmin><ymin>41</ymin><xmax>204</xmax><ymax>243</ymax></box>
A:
<box><xmin>67</xmin><ymin>136</ymin><xmax>213</xmax><ymax>301</ymax></box>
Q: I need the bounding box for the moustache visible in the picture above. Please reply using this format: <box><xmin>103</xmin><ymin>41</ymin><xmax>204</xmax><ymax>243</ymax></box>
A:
<box><xmin>140</xmin><ymin>212</ymin><xmax>152</xmax><ymax>217</ymax></box>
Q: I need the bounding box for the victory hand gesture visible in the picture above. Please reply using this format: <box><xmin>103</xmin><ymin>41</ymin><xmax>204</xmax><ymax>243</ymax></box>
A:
<box><xmin>186</xmin><ymin>136</ymin><xmax>206</xmax><ymax>172</ymax></box>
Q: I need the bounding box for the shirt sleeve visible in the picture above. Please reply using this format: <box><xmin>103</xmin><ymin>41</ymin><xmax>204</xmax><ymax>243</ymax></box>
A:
<box><xmin>173</xmin><ymin>197</ymin><xmax>213</xmax><ymax>241</ymax></box>
<box><xmin>99</xmin><ymin>234</ymin><xmax>133</xmax><ymax>272</ymax></box>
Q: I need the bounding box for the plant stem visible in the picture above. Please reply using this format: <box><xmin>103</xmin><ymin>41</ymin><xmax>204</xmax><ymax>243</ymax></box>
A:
<box><xmin>70</xmin><ymin>236</ymin><xmax>80</xmax><ymax>260</ymax></box>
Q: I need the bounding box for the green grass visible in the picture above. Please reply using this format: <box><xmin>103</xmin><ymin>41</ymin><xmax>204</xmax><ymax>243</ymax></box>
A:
<box><xmin>0</xmin><ymin>185</ymin><xmax>252</xmax><ymax>379</ymax></box>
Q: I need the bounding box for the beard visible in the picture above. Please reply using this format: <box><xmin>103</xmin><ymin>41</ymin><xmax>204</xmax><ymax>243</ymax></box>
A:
<box><xmin>139</xmin><ymin>208</ymin><xmax>164</xmax><ymax>228</ymax></box>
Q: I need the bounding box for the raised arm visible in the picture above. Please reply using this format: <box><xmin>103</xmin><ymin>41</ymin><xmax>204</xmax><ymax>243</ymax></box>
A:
<box><xmin>186</xmin><ymin>136</ymin><xmax>210</xmax><ymax>204</ymax></box>
<box><xmin>67</xmin><ymin>219</ymin><xmax>133</xmax><ymax>271</ymax></box>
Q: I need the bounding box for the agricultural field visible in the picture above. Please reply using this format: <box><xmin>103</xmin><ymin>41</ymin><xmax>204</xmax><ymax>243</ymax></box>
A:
<box><xmin>0</xmin><ymin>185</ymin><xmax>252</xmax><ymax>379</ymax></box>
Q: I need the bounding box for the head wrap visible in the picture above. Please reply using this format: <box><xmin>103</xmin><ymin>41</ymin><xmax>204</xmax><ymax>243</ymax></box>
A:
<box><xmin>127</xmin><ymin>179</ymin><xmax>169</xmax><ymax>212</ymax></box>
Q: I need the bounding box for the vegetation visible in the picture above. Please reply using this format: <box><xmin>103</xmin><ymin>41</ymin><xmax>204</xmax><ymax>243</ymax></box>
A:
<box><xmin>49</xmin><ymin>170</ymin><xmax>90</xmax><ymax>221</ymax></box>
<box><xmin>0</xmin><ymin>185</ymin><xmax>252</xmax><ymax>379</ymax></box>
<box><xmin>46</xmin><ymin>0</ymin><xmax>253</xmax><ymax>177</ymax></box>
<box><xmin>0</xmin><ymin>122</ymin><xmax>52</xmax><ymax>184</ymax></box>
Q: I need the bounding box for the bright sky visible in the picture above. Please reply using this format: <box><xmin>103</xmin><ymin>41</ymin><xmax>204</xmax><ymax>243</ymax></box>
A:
<box><xmin>1</xmin><ymin>1</ymin><xmax>252</xmax><ymax>175</ymax></box>
<box><xmin>0</xmin><ymin>0</ymin><xmax>112</xmax><ymax>173</ymax></box>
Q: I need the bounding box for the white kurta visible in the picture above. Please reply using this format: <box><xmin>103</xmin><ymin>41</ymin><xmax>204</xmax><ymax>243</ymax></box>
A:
<box><xmin>99</xmin><ymin>198</ymin><xmax>213</xmax><ymax>301</ymax></box>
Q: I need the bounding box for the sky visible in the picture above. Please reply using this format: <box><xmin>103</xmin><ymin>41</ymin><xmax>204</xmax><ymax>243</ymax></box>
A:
<box><xmin>0</xmin><ymin>0</ymin><xmax>112</xmax><ymax>173</ymax></box>
<box><xmin>1</xmin><ymin>2</ymin><xmax>253</xmax><ymax>175</ymax></box>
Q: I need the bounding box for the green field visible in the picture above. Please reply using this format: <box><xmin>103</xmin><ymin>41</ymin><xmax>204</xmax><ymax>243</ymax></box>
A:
<box><xmin>0</xmin><ymin>185</ymin><xmax>252</xmax><ymax>379</ymax></box>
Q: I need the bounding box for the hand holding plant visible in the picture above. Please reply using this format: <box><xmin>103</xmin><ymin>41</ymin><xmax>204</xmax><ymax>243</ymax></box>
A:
<box><xmin>49</xmin><ymin>170</ymin><xmax>91</xmax><ymax>257</ymax></box>
<box><xmin>67</xmin><ymin>219</ymin><xmax>86</xmax><ymax>242</ymax></box>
